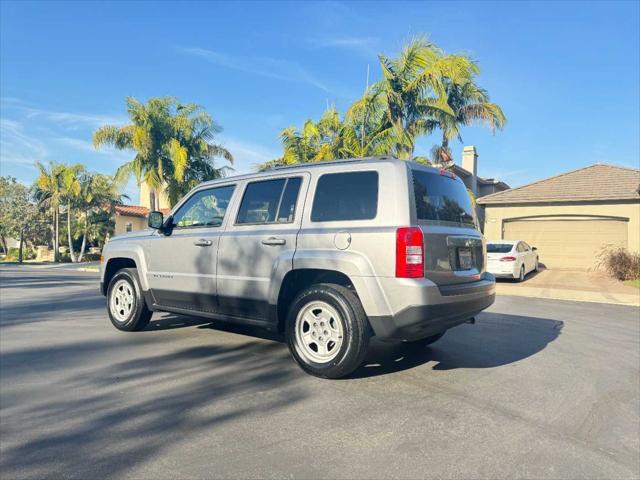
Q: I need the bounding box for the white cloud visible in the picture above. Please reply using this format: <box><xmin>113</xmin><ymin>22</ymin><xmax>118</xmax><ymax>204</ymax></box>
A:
<box><xmin>178</xmin><ymin>47</ymin><xmax>333</xmax><ymax>93</ymax></box>
<box><xmin>0</xmin><ymin>118</ymin><xmax>47</xmax><ymax>167</ymax></box>
<box><xmin>218</xmin><ymin>137</ymin><xmax>280</xmax><ymax>174</ymax></box>
<box><xmin>1</xmin><ymin>97</ymin><xmax>127</xmax><ymax>128</ymax></box>
<box><xmin>307</xmin><ymin>36</ymin><xmax>379</xmax><ymax>58</ymax></box>
<box><xmin>54</xmin><ymin>137</ymin><xmax>132</xmax><ymax>164</ymax></box>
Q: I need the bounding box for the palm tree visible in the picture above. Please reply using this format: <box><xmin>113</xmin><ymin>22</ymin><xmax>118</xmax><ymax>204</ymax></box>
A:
<box><xmin>430</xmin><ymin>71</ymin><xmax>506</xmax><ymax>165</ymax></box>
<box><xmin>351</xmin><ymin>37</ymin><xmax>475</xmax><ymax>160</ymax></box>
<box><xmin>277</xmin><ymin>107</ymin><xmax>344</xmax><ymax>165</ymax></box>
<box><xmin>77</xmin><ymin>173</ymin><xmax>126</xmax><ymax>262</ymax></box>
<box><xmin>93</xmin><ymin>97</ymin><xmax>233</xmax><ymax>207</ymax></box>
<box><xmin>34</xmin><ymin>162</ymin><xmax>66</xmax><ymax>262</ymax></box>
<box><xmin>60</xmin><ymin>164</ymin><xmax>84</xmax><ymax>262</ymax></box>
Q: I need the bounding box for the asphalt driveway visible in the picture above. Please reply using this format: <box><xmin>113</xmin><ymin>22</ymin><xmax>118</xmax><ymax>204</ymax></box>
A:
<box><xmin>1</xmin><ymin>265</ymin><xmax>638</xmax><ymax>479</ymax></box>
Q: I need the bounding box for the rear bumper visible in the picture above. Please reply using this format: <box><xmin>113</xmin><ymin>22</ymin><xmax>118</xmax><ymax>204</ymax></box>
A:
<box><xmin>487</xmin><ymin>263</ymin><xmax>518</xmax><ymax>278</ymax></box>
<box><xmin>367</xmin><ymin>274</ymin><xmax>496</xmax><ymax>341</ymax></box>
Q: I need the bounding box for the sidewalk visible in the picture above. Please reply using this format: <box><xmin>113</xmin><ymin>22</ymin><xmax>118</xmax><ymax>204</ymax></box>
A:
<box><xmin>496</xmin><ymin>269</ymin><xmax>640</xmax><ymax>307</ymax></box>
<box><xmin>0</xmin><ymin>261</ymin><xmax>100</xmax><ymax>272</ymax></box>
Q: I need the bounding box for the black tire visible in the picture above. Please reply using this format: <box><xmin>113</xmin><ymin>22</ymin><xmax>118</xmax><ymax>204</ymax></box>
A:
<box><xmin>516</xmin><ymin>265</ymin><xmax>525</xmax><ymax>282</ymax></box>
<box><xmin>408</xmin><ymin>331</ymin><xmax>446</xmax><ymax>347</ymax></box>
<box><xmin>106</xmin><ymin>268</ymin><xmax>152</xmax><ymax>331</ymax></box>
<box><xmin>285</xmin><ymin>283</ymin><xmax>370</xmax><ymax>379</ymax></box>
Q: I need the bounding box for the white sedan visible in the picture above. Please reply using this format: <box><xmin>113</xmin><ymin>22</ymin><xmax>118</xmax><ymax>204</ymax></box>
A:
<box><xmin>486</xmin><ymin>240</ymin><xmax>539</xmax><ymax>281</ymax></box>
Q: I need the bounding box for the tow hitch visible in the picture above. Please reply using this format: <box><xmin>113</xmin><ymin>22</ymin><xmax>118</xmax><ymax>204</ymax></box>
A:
<box><xmin>467</xmin><ymin>317</ymin><xmax>476</xmax><ymax>324</ymax></box>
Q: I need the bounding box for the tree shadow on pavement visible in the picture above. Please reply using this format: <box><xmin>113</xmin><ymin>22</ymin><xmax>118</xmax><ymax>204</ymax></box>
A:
<box><xmin>0</xmin><ymin>337</ymin><xmax>305</xmax><ymax>479</ymax></box>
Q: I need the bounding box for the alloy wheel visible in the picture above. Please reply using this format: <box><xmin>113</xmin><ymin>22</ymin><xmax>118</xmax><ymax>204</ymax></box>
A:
<box><xmin>295</xmin><ymin>301</ymin><xmax>344</xmax><ymax>363</ymax></box>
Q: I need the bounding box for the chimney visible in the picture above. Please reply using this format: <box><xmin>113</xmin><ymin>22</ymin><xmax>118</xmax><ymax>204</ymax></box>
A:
<box><xmin>462</xmin><ymin>145</ymin><xmax>478</xmax><ymax>195</ymax></box>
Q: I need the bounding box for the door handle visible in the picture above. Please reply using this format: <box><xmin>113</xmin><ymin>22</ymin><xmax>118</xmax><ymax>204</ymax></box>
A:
<box><xmin>261</xmin><ymin>237</ymin><xmax>286</xmax><ymax>246</ymax></box>
<box><xmin>194</xmin><ymin>239</ymin><xmax>213</xmax><ymax>247</ymax></box>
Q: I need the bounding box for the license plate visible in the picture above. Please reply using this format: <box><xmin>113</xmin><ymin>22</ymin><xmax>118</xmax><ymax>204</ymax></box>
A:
<box><xmin>458</xmin><ymin>248</ymin><xmax>473</xmax><ymax>270</ymax></box>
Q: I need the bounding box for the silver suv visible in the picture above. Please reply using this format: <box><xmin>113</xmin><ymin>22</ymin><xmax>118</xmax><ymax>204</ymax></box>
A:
<box><xmin>100</xmin><ymin>157</ymin><xmax>495</xmax><ymax>378</ymax></box>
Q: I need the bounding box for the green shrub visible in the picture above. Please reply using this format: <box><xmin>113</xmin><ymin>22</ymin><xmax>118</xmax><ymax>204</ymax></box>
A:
<box><xmin>4</xmin><ymin>247</ymin><xmax>35</xmax><ymax>261</ymax></box>
<box><xmin>597</xmin><ymin>246</ymin><xmax>640</xmax><ymax>281</ymax></box>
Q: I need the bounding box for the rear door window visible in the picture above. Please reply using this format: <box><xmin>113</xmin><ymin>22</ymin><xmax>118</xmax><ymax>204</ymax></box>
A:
<box><xmin>236</xmin><ymin>177</ymin><xmax>302</xmax><ymax>225</ymax></box>
<box><xmin>311</xmin><ymin>171</ymin><xmax>378</xmax><ymax>222</ymax></box>
<box><xmin>412</xmin><ymin>169</ymin><xmax>475</xmax><ymax>227</ymax></box>
<box><xmin>277</xmin><ymin>177</ymin><xmax>302</xmax><ymax>223</ymax></box>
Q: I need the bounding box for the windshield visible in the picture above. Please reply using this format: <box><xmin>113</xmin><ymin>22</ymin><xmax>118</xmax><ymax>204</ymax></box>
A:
<box><xmin>412</xmin><ymin>169</ymin><xmax>475</xmax><ymax>227</ymax></box>
<box><xmin>487</xmin><ymin>243</ymin><xmax>513</xmax><ymax>253</ymax></box>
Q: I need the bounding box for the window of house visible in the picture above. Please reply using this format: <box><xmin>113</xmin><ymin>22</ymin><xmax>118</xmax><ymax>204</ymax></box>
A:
<box><xmin>172</xmin><ymin>185</ymin><xmax>235</xmax><ymax>228</ymax></box>
<box><xmin>311</xmin><ymin>171</ymin><xmax>378</xmax><ymax>222</ymax></box>
<box><xmin>125</xmin><ymin>223</ymin><xmax>133</xmax><ymax>233</ymax></box>
<box><xmin>236</xmin><ymin>177</ymin><xmax>302</xmax><ymax>225</ymax></box>
<box><xmin>149</xmin><ymin>191</ymin><xmax>156</xmax><ymax>210</ymax></box>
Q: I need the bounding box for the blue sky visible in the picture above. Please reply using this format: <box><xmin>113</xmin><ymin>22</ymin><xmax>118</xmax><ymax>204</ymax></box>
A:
<box><xmin>1</xmin><ymin>0</ymin><xmax>639</xmax><ymax>203</ymax></box>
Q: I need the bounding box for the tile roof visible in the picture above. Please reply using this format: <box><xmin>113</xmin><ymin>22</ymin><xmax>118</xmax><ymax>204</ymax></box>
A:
<box><xmin>115</xmin><ymin>205</ymin><xmax>170</xmax><ymax>218</ymax></box>
<box><xmin>477</xmin><ymin>164</ymin><xmax>640</xmax><ymax>205</ymax></box>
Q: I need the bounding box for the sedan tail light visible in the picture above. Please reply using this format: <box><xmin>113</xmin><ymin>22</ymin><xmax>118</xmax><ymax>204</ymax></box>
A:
<box><xmin>500</xmin><ymin>256</ymin><xmax>517</xmax><ymax>262</ymax></box>
<box><xmin>396</xmin><ymin>227</ymin><xmax>424</xmax><ymax>278</ymax></box>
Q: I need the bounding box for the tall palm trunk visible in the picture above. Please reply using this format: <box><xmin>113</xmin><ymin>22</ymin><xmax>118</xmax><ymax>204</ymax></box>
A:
<box><xmin>78</xmin><ymin>210</ymin><xmax>88</xmax><ymax>263</ymax></box>
<box><xmin>67</xmin><ymin>202</ymin><xmax>77</xmax><ymax>262</ymax></box>
<box><xmin>54</xmin><ymin>208</ymin><xmax>59</xmax><ymax>262</ymax></box>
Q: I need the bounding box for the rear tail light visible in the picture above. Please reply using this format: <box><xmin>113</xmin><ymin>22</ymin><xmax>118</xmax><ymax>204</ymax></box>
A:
<box><xmin>396</xmin><ymin>227</ymin><xmax>424</xmax><ymax>278</ymax></box>
<box><xmin>500</xmin><ymin>256</ymin><xmax>517</xmax><ymax>262</ymax></box>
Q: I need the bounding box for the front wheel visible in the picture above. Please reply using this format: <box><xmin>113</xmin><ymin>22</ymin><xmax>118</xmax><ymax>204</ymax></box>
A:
<box><xmin>286</xmin><ymin>283</ymin><xmax>370</xmax><ymax>379</ymax></box>
<box><xmin>516</xmin><ymin>265</ymin><xmax>525</xmax><ymax>282</ymax></box>
<box><xmin>107</xmin><ymin>268</ymin><xmax>152</xmax><ymax>331</ymax></box>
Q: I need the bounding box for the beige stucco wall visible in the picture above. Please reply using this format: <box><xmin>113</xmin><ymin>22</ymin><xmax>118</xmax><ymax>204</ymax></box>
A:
<box><xmin>114</xmin><ymin>214</ymin><xmax>147</xmax><ymax>236</ymax></box>
<box><xmin>139</xmin><ymin>181</ymin><xmax>170</xmax><ymax>210</ymax></box>
<box><xmin>482</xmin><ymin>201</ymin><xmax>640</xmax><ymax>253</ymax></box>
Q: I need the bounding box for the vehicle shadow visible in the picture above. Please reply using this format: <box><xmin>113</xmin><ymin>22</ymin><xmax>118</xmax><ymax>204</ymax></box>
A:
<box><xmin>144</xmin><ymin>313</ymin><xmax>284</xmax><ymax>342</ymax></box>
<box><xmin>347</xmin><ymin>312</ymin><xmax>563</xmax><ymax>379</ymax></box>
<box><xmin>146</xmin><ymin>310</ymin><xmax>563</xmax><ymax>381</ymax></box>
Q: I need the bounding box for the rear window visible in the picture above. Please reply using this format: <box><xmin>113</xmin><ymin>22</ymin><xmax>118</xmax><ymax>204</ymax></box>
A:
<box><xmin>487</xmin><ymin>243</ymin><xmax>514</xmax><ymax>253</ymax></box>
<box><xmin>311</xmin><ymin>171</ymin><xmax>378</xmax><ymax>222</ymax></box>
<box><xmin>412</xmin><ymin>169</ymin><xmax>475</xmax><ymax>227</ymax></box>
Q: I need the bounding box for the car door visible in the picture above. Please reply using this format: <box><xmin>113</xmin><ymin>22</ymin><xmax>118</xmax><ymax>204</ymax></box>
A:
<box><xmin>216</xmin><ymin>174</ymin><xmax>308</xmax><ymax>322</ymax></box>
<box><xmin>144</xmin><ymin>184</ymin><xmax>236</xmax><ymax>313</ymax></box>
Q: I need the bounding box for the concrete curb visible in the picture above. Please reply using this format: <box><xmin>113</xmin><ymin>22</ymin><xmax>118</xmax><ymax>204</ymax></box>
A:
<box><xmin>496</xmin><ymin>285</ymin><xmax>640</xmax><ymax>307</ymax></box>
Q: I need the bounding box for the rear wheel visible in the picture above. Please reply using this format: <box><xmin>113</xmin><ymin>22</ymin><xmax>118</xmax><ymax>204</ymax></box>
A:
<box><xmin>107</xmin><ymin>268</ymin><xmax>152</xmax><ymax>331</ymax></box>
<box><xmin>286</xmin><ymin>283</ymin><xmax>370</xmax><ymax>379</ymax></box>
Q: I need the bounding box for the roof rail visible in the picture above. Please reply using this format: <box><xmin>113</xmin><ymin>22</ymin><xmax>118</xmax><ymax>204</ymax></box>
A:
<box><xmin>267</xmin><ymin>156</ymin><xmax>398</xmax><ymax>171</ymax></box>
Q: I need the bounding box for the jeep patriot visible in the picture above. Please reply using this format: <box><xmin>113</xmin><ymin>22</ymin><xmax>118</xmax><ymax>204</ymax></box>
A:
<box><xmin>100</xmin><ymin>157</ymin><xmax>495</xmax><ymax>378</ymax></box>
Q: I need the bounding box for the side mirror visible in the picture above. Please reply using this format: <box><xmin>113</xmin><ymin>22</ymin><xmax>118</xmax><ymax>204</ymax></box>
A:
<box><xmin>532</xmin><ymin>246</ymin><xmax>537</xmax><ymax>251</ymax></box>
<box><xmin>148</xmin><ymin>211</ymin><xmax>164</xmax><ymax>230</ymax></box>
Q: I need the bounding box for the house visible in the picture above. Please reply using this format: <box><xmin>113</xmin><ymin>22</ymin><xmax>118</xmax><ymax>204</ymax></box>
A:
<box><xmin>477</xmin><ymin>164</ymin><xmax>640</xmax><ymax>270</ymax></box>
<box><xmin>436</xmin><ymin>145</ymin><xmax>511</xmax><ymax>225</ymax></box>
<box><xmin>452</xmin><ymin>146</ymin><xmax>510</xmax><ymax>199</ymax></box>
<box><xmin>114</xmin><ymin>181</ymin><xmax>170</xmax><ymax>235</ymax></box>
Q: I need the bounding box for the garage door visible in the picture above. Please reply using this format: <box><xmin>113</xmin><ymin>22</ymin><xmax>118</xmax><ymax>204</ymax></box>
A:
<box><xmin>503</xmin><ymin>218</ymin><xmax>628</xmax><ymax>269</ymax></box>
